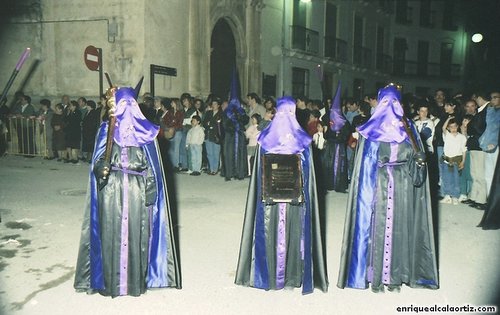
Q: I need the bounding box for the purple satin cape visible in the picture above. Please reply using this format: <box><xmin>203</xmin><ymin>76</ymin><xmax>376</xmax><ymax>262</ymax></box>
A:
<box><xmin>113</xmin><ymin>87</ymin><xmax>159</xmax><ymax>147</ymax></box>
<box><xmin>357</xmin><ymin>85</ymin><xmax>408</xmax><ymax>143</ymax></box>
<box><xmin>347</xmin><ymin>138</ymin><xmax>379</xmax><ymax>288</ymax></box>
<box><xmin>258</xmin><ymin>96</ymin><xmax>312</xmax><ymax>154</ymax></box>
<box><xmin>330</xmin><ymin>82</ymin><xmax>346</xmax><ymax>132</ymax></box>
<box><xmin>88</xmin><ymin>122</ymin><xmax>174</xmax><ymax>289</ymax></box>
<box><xmin>251</xmin><ymin>146</ymin><xmax>315</xmax><ymax>294</ymax></box>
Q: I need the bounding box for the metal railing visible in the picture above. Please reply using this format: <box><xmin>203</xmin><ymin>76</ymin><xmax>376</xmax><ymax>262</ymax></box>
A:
<box><xmin>353</xmin><ymin>45</ymin><xmax>372</xmax><ymax>68</ymax></box>
<box><xmin>376</xmin><ymin>53</ymin><xmax>392</xmax><ymax>73</ymax></box>
<box><xmin>395</xmin><ymin>6</ymin><xmax>412</xmax><ymax>24</ymax></box>
<box><xmin>3</xmin><ymin>116</ymin><xmax>48</xmax><ymax>157</ymax></box>
<box><xmin>392</xmin><ymin>60</ymin><xmax>461</xmax><ymax>79</ymax></box>
<box><xmin>324</xmin><ymin>36</ymin><xmax>348</xmax><ymax>62</ymax></box>
<box><xmin>291</xmin><ymin>25</ymin><xmax>319</xmax><ymax>55</ymax></box>
<box><xmin>420</xmin><ymin>10</ymin><xmax>435</xmax><ymax>28</ymax></box>
<box><xmin>378</xmin><ymin>0</ymin><xmax>394</xmax><ymax>13</ymax></box>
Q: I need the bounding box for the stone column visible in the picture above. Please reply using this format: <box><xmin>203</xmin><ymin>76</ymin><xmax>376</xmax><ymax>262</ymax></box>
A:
<box><xmin>199</xmin><ymin>1</ymin><xmax>211</xmax><ymax>97</ymax></box>
<box><xmin>245</xmin><ymin>0</ymin><xmax>264</xmax><ymax>96</ymax></box>
<box><xmin>188</xmin><ymin>0</ymin><xmax>201</xmax><ymax>95</ymax></box>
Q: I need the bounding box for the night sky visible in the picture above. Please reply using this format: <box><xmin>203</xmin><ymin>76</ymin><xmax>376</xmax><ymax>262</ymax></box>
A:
<box><xmin>462</xmin><ymin>0</ymin><xmax>500</xmax><ymax>92</ymax></box>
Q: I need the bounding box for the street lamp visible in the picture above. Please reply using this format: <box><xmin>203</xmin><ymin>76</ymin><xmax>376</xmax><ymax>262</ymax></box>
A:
<box><xmin>471</xmin><ymin>33</ymin><xmax>483</xmax><ymax>43</ymax></box>
<box><xmin>466</xmin><ymin>32</ymin><xmax>486</xmax><ymax>92</ymax></box>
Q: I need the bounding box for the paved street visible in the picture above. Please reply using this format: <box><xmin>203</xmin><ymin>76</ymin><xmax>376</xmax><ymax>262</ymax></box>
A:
<box><xmin>0</xmin><ymin>155</ymin><xmax>498</xmax><ymax>315</ymax></box>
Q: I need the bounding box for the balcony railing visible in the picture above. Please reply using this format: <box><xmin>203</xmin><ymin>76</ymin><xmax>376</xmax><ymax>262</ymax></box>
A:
<box><xmin>442</xmin><ymin>16</ymin><xmax>458</xmax><ymax>31</ymax></box>
<box><xmin>376</xmin><ymin>53</ymin><xmax>392</xmax><ymax>73</ymax></box>
<box><xmin>393</xmin><ymin>60</ymin><xmax>461</xmax><ymax>79</ymax></box>
<box><xmin>395</xmin><ymin>6</ymin><xmax>412</xmax><ymax>24</ymax></box>
<box><xmin>428</xmin><ymin>62</ymin><xmax>461</xmax><ymax>78</ymax></box>
<box><xmin>420</xmin><ymin>10</ymin><xmax>435</xmax><ymax>28</ymax></box>
<box><xmin>353</xmin><ymin>45</ymin><xmax>372</xmax><ymax>68</ymax></box>
<box><xmin>291</xmin><ymin>25</ymin><xmax>319</xmax><ymax>55</ymax></box>
<box><xmin>378</xmin><ymin>0</ymin><xmax>394</xmax><ymax>13</ymax></box>
<box><xmin>324</xmin><ymin>36</ymin><xmax>348</xmax><ymax>63</ymax></box>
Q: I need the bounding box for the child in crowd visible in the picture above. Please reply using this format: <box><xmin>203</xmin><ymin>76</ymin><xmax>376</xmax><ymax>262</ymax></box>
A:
<box><xmin>186</xmin><ymin>115</ymin><xmax>205</xmax><ymax>176</ymax></box>
<box><xmin>311</xmin><ymin>120</ymin><xmax>326</xmax><ymax>188</ymax></box>
<box><xmin>245</xmin><ymin>113</ymin><xmax>261</xmax><ymax>175</ymax></box>
<box><xmin>257</xmin><ymin>107</ymin><xmax>275</xmax><ymax>131</ymax></box>
<box><xmin>312</xmin><ymin>121</ymin><xmax>325</xmax><ymax>150</ymax></box>
<box><xmin>307</xmin><ymin>110</ymin><xmax>322</xmax><ymax>136</ymax></box>
<box><xmin>440</xmin><ymin>117</ymin><xmax>467</xmax><ymax>205</ymax></box>
<box><xmin>414</xmin><ymin>104</ymin><xmax>435</xmax><ymax>154</ymax></box>
<box><xmin>458</xmin><ymin>114</ymin><xmax>474</xmax><ymax>200</ymax></box>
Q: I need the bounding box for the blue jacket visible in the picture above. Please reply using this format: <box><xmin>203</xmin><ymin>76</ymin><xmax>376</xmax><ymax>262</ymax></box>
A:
<box><xmin>479</xmin><ymin>106</ymin><xmax>500</xmax><ymax>152</ymax></box>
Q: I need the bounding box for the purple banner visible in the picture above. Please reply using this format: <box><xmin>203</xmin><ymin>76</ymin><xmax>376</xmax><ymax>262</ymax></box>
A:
<box><xmin>15</xmin><ymin>48</ymin><xmax>31</xmax><ymax>71</ymax></box>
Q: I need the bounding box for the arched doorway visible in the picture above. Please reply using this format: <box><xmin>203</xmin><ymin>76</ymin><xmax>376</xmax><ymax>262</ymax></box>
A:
<box><xmin>210</xmin><ymin>18</ymin><xmax>237</xmax><ymax>100</ymax></box>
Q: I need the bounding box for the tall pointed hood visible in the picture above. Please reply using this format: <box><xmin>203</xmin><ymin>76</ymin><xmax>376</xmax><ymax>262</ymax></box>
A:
<box><xmin>224</xmin><ymin>66</ymin><xmax>245</xmax><ymax>121</ymax></box>
<box><xmin>258</xmin><ymin>96</ymin><xmax>312</xmax><ymax>154</ymax></box>
<box><xmin>357</xmin><ymin>84</ymin><xmax>408</xmax><ymax>143</ymax></box>
<box><xmin>134</xmin><ymin>76</ymin><xmax>144</xmax><ymax>99</ymax></box>
<box><xmin>229</xmin><ymin>66</ymin><xmax>240</xmax><ymax>102</ymax></box>
<box><xmin>113</xmin><ymin>87</ymin><xmax>159</xmax><ymax>147</ymax></box>
<box><xmin>329</xmin><ymin>81</ymin><xmax>346</xmax><ymax>131</ymax></box>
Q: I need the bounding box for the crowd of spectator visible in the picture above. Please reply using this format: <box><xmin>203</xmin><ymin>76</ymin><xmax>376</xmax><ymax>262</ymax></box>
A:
<box><xmin>0</xmin><ymin>92</ymin><xmax>101</xmax><ymax>164</ymax></box>
<box><xmin>0</xmin><ymin>86</ymin><xmax>498</xmax><ymax>212</ymax></box>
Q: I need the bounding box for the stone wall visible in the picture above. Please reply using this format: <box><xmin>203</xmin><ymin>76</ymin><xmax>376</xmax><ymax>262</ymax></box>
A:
<box><xmin>0</xmin><ymin>0</ymin><xmax>260</xmax><ymax>102</ymax></box>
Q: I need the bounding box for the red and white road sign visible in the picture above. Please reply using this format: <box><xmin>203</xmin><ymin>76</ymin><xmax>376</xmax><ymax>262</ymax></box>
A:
<box><xmin>84</xmin><ymin>45</ymin><xmax>100</xmax><ymax>71</ymax></box>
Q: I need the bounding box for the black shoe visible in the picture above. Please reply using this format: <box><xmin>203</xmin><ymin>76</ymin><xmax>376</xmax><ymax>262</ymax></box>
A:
<box><xmin>180</xmin><ymin>168</ymin><xmax>188</xmax><ymax>172</ymax></box>
<box><xmin>190</xmin><ymin>171</ymin><xmax>201</xmax><ymax>176</ymax></box>
<box><xmin>387</xmin><ymin>285</ymin><xmax>401</xmax><ymax>293</ymax></box>
<box><xmin>472</xmin><ymin>203</ymin><xmax>487</xmax><ymax>210</ymax></box>
<box><xmin>461</xmin><ymin>199</ymin><xmax>474</xmax><ymax>204</ymax></box>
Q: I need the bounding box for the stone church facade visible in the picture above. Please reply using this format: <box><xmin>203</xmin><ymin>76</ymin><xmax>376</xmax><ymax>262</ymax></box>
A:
<box><xmin>0</xmin><ymin>0</ymin><xmax>269</xmax><ymax>101</ymax></box>
<box><xmin>0</xmin><ymin>0</ymin><xmax>467</xmax><ymax>102</ymax></box>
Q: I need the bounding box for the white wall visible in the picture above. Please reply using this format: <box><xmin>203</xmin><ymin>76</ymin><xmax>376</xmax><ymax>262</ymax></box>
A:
<box><xmin>0</xmin><ymin>0</ymin><xmax>146</xmax><ymax>102</ymax></box>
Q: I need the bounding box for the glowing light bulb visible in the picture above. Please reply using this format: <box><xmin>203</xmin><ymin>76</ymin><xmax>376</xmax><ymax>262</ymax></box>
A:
<box><xmin>471</xmin><ymin>33</ymin><xmax>483</xmax><ymax>43</ymax></box>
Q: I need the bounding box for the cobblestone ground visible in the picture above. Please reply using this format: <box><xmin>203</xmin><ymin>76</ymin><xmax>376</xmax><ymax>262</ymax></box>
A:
<box><xmin>0</xmin><ymin>155</ymin><xmax>498</xmax><ymax>315</ymax></box>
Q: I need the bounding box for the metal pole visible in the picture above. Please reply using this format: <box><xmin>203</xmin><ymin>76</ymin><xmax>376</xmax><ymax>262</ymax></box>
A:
<box><xmin>98</xmin><ymin>48</ymin><xmax>104</xmax><ymax>97</ymax></box>
<box><xmin>0</xmin><ymin>48</ymin><xmax>31</xmax><ymax>105</ymax></box>
<box><xmin>150</xmin><ymin>64</ymin><xmax>155</xmax><ymax>97</ymax></box>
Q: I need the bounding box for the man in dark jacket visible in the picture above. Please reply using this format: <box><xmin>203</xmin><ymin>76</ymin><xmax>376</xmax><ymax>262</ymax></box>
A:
<box><xmin>465</xmin><ymin>91</ymin><xmax>489</xmax><ymax>209</ymax></box>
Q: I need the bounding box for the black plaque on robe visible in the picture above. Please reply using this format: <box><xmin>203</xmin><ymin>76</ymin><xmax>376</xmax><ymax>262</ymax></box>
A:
<box><xmin>262</xmin><ymin>154</ymin><xmax>303</xmax><ymax>204</ymax></box>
